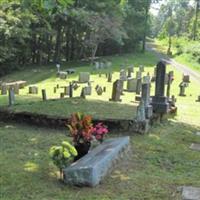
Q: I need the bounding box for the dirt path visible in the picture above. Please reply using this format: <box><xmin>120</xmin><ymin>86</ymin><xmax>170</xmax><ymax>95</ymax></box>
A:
<box><xmin>147</xmin><ymin>43</ymin><xmax>200</xmax><ymax>85</ymax></box>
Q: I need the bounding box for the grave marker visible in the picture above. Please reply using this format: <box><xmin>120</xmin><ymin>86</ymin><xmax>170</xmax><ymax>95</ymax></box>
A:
<box><xmin>1</xmin><ymin>84</ymin><xmax>7</xmax><ymax>95</ymax></box>
<box><xmin>119</xmin><ymin>69</ymin><xmax>127</xmax><ymax>81</ymax></box>
<box><xmin>136</xmin><ymin>78</ymin><xmax>142</xmax><ymax>95</ymax></box>
<box><xmin>8</xmin><ymin>88</ymin><xmax>15</xmax><ymax>106</ymax></box>
<box><xmin>79</xmin><ymin>72</ymin><xmax>90</xmax><ymax>83</ymax></box>
<box><xmin>29</xmin><ymin>86</ymin><xmax>38</xmax><ymax>94</ymax></box>
<box><xmin>179</xmin><ymin>82</ymin><xmax>187</xmax><ymax>96</ymax></box>
<box><xmin>109</xmin><ymin>80</ymin><xmax>122</xmax><ymax>102</ymax></box>
<box><xmin>127</xmin><ymin>78</ymin><xmax>137</xmax><ymax>92</ymax></box>
<box><xmin>42</xmin><ymin>89</ymin><xmax>47</xmax><ymax>101</ymax></box>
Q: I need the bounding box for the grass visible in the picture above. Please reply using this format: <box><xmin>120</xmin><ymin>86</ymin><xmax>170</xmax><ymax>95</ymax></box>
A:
<box><xmin>0</xmin><ymin>119</ymin><xmax>200</xmax><ymax>200</ymax></box>
<box><xmin>1</xmin><ymin>49</ymin><xmax>200</xmax><ymax>199</ymax></box>
<box><xmin>155</xmin><ymin>37</ymin><xmax>200</xmax><ymax>73</ymax></box>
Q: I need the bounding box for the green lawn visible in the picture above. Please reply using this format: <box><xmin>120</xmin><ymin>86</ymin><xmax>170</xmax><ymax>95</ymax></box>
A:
<box><xmin>0</xmin><ymin>119</ymin><xmax>200</xmax><ymax>200</ymax></box>
<box><xmin>155</xmin><ymin>38</ymin><xmax>200</xmax><ymax>73</ymax></box>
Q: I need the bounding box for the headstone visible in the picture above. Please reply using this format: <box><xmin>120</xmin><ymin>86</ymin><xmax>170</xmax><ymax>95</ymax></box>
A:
<box><xmin>73</xmin><ymin>83</ymin><xmax>79</xmax><ymax>90</ymax></box>
<box><xmin>151</xmin><ymin>61</ymin><xmax>169</xmax><ymax>114</ymax></box>
<box><xmin>119</xmin><ymin>80</ymin><xmax>124</xmax><ymax>95</ymax></box>
<box><xmin>182</xmin><ymin>74</ymin><xmax>190</xmax><ymax>83</ymax></box>
<box><xmin>139</xmin><ymin>65</ymin><xmax>144</xmax><ymax>72</ymax></box>
<box><xmin>64</xmin><ymin>137</ymin><xmax>130</xmax><ymax>187</ymax></box>
<box><xmin>136</xmin><ymin>78</ymin><xmax>142</xmax><ymax>95</ymax></box>
<box><xmin>60</xmin><ymin>93</ymin><xmax>65</xmax><ymax>99</ymax></box>
<box><xmin>79</xmin><ymin>72</ymin><xmax>90</xmax><ymax>83</ymax></box>
<box><xmin>42</xmin><ymin>89</ymin><xmax>47</xmax><ymax>101</ymax></box>
<box><xmin>109</xmin><ymin>80</ymin><xmax>122</xmax><ymax>102</ymax></box>
<box><xmin>136</xmin><ymin>71</ymin><xmax>142</xmax><ymax>79</ymax></box>
<box><xmin>135</xmin><ymin>96</ymin><xmax>141</xmax><ymax>102</ymax></box>
<box><xmin>189</xmin><ymin>143</ymin><xmax>200</xmax><ymax>151</ymax></box>
<box><xmin>100</xmin><ymin>62</ymin><xmax>104</xmax><ymax>69</ymax></box>
<box><xmin>99</xmin><ymin>73</ymin><xmax>102</xmax><ymax>78</ymax></box>
<box><xmin>119</xmin><ymin>69</ymin><xmax>127</xmax><ymax>81</ymax></box>
<box><xmin>166</xmin><ymin>71</ymin><xmax>174</xmax><ymax>98</ymax></box>
<box><xmin>103</xmin><ymin>87</ymin><xmax>106</xmax><ymax>92</ymax></box>
<box><xmin>66</xmin><ymin>69</ymin><xmax>76</xmax><ymax>74</ymax></box>
<box><xmin>141</xmin><ymin>83</ymin><xmax>153</xmax><ymax>119</ymax></box>
<box><xmin>96</xmin><ymin>86</ymin><xmax>103</xmax><ymax>96</ymax></box>
<box><xmin>127</xmin><ymin>78</ymin><xmax>137</xmax><ymax>92</ymax></box>
<box><xmin>8</xmin><ymin>88</ymin><xmax>15</xmax><ymax>106</ymax></box>
<box><xmin>64</xmin><ymin>86</ymin><xmax>70</xmax><ymax>96</ymax></box>
<box><xmin>54</xmin><ymin>87</ymin><xmax>57</xmax><ymax>93</ymax></box>
<box><xmin>136</xmin><ymin>100</ymin><xmax>146</xmax><ymax>121</ymax></box>
<box><xmin>80</xmin><ymin>88</ymin><xmax>86</xmax><ymax>99</ymax></box>
<box><xmin>59</xmin><ymin>72</ymin><xmax>68</xmax><ymax>79</ymax></box>
<box><xmin>179</xmin><ymin>82</ymin><xmax>187</xmax><ymax>96</ymax></box>
<box><xmin>196</xmin><ymin>95</ymin><xmax>200</xmax><ymax>102</ymax></box>
<box><xmin>127</xmin><ymin>66</ymin><xmax>133</xmax><ymax>78</ymax></box>
<box><xmin>107</xmin><ymin>72</ymin><xmax>112</xmax><ymax>82</ymax></box>
<box><xmin>1</xmin><ymin>84</ymin><xmax>7</xmax><ymax>95</ymax></box>
<box><xmin>29</xmin><ymin>86</ymin><xmax>38</xmax><ymax>94</ymax></box>
<box><xmin>181</xmin><ymin>186</ymin><xmax>200</xmax><ymax>200</ymax></box>
<box><xmin>151</xmin><ymin>67</ymin><xmax>157</xmax><ymax>82</ymax></box>
<box><xmin>143</xmin><ymin>75</ymin><xmax>151</xmax><ymax>84</ymax></box>
<box><xmin>69</xmin><ymin>82</ymin><xmax>73</xmax><ymax>98</ymax></box>
<box><xmin>106</xmin><ymin>61</ymin><xmax>112</xmax><ymax>68</ymax></box>
<box><xmin>84</xmin><ymin>86</ymin><xmax>92</xmax><ymax>95</ymax></box>
<box><xmin>13</xmin><ymin>84</ymin><xmax>19</xmax><ymax>95</ymax></box>
<box><xmin>56</xmin><ymin>84</ymin><xmax>59</xmax><ymax>89</ymax></box>
<box><xmin>56</xmin><ymin>63</ymin><xmax>60</xmax><ymax>73</ymax></box>
<box><xmin>94</xmin><ymin>62</ymin><xmax>100</xmax><ymax>70</ymax></box>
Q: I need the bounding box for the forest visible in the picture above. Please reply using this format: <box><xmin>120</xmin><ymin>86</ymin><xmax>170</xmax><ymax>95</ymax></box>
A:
<box><xmin>0</xmin><ymin>0</ymin><xmax>199</xmax><ymax>76</ymax></box>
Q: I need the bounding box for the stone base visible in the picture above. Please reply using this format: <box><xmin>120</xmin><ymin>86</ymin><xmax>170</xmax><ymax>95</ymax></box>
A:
<box><xmin>151</xmin><ymin>96</ymin><xmax>169</xmax><ymax>114</ymax></box>
<box><xmin>145</xmin><ymin>105</ymin><xmax>153</xmax><ymax>119</ymax></box>
<box><xmin>109</xmin><ymin>98</ymin><xmax>122</xmax><ymax>102</ymax></box>
<box><xmin>63</xmin><ymin>137</ymin><xmax>130</xmax><ymax>187</ymax></box>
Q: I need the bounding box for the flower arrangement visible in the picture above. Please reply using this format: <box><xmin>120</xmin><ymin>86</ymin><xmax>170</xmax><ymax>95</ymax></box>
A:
<box><xmin>49</xmin><ymin>141</ymin><xmax>77</xmax><ymax>180</ymax></box>
<box><xmin>67</xmin><ymin>113</ymin><xmax>108</xmax><ymax>160</ymax></box>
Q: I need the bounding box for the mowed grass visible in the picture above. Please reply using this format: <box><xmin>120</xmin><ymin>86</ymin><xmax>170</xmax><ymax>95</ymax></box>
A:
<box><xmin>0</xmin><ymin>120</ymin><xmax>200</xmax><ymax>200</ymax></box>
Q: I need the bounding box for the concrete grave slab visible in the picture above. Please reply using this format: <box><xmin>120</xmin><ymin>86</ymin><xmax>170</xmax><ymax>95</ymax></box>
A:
<box><xmin>64</xmin><ymin>137</ymin><xmax>130</xmax><ymax>187</ymax></box>
<box><xmin>182</xmin><ymin>186</ymin><xmax>200</xmax><ymax>200</ymax></box>
<box><xmin>189</xmin><ymin>143</ymin><xmax>200</xmax><ymax>152</ymax></box>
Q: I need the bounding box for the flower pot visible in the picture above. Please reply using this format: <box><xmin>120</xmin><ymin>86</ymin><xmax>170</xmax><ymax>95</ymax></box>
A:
<box><xmin>74</xmin><ymin>142</ymin><xmax>91</xmax><ymax>161</ymax></box>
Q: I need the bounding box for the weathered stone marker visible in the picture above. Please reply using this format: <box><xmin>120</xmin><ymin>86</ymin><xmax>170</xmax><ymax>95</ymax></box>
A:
<box><xmin>69</xmin><ymin>82</ymin><xmax>73</xmax><ymax>98</ymax></box>
<box><xmin>136</xmin><ymin>78</ymin><xmax>142</xmax><ymax>95</ymax></box>
<box><xmin>127</xmin><ymin>78</ymin><xmax>137</xmax><ymax>92</ymax></box>
<box><xmin>166</xmin><ymin>71</ymin><xmax>174</xmax><ymax>98</ymax></box>
<box><xmin>182</xmin><ymin>74</ymin><xmax>190</xmax><ymax>83</ymax></box>
<box><xmin>136</xmin><ymin>71</ymin><xmax>142</xmax><ymax>79</ymax></box>
<box><xmin>53</xmin><ymin>87</ymin><xmax>57</xmax><ymax>93</ymax></box>
<box><xmin>141</xmin><ymin>83</ymin><xmax>153</xmax><ymax>119</ymax></box>
<box><xmin>127</xmin><ymin>66</ymin><xmax>133</xmax><ymax>78</ymax></box>
<box><xmin>139</xmin><ymin>65</ymin><xmax>144</xmax><ymax>72</ymax></box>
<box><xmin>64</xmin><ymin>86</ymin><xmax>70</xmax><ymax>96</ymax></box>
<box><xmin>1</xmin><ymin>84</ymin><xmax>7</xmax><ymax>95</ymax></box>
<box><xmin>79</xmin><ymin>72</ymin><xmax>90</xmax><ymax>83</ymax></box>
<box><xmin>96</xmin><ymin>86</ymin><xmax>103</xmax><ymax>96</ymax></box>
<box><xmin>179</xmin><ymin>82</ymin><xmax>187</xmax><ymax>96</ymax></box>
<box><xmin>29</xmin><ymin>86</ymin><xmax>38</xmax><ymax>94</ymax></box>
<box><xmin>119</xmin><ymin>69</ymin><xmax>127</xmax><ymax>81</ymax></box>
<box><xmin>107</xmin><ymin>72</ymin><xmax>112</xmax><ymax>82</ymax></box>
<box><xmin>60</xmin><ymin>93</ymin><xmax>65</xmax><ymax>99</ymax></box>
<box><xmin>42</xmin><ymin>89</ymin><xmax>47</xmax><ymax>101</ymax></box>
<box><xmin>151</xmin><ymin>61</ymin><xmax>169</xmax><ymax>114</ymax></box>
<box><xmin>136</xmin><ymin>100</ymin><xmax>146</xmax><ymax>121</ymax></box>
<box><xmin>109</xmin><ymin>80</ymin><xmax>122</xmax><ymax>102</ymax></box>
<box><xmin>8</xmin><ymin>88</ymin><xmax>15</xmax><ymax>106</ymax></box>
<box><xmin>13</xmin><ymin>84</ymin><xmax>19</xmax><ymax>95</ymax></box>
<box><xmin>189</xmin><ymin>143</ymin><xmax>200</xmax><ymax>152</ymax></box>
<box><xmin>84</xmin><ymin>86</ymin><xmax>92</xmax><ymax>96</ymax></box>
<box><xmin>80</xmin><ymin>88</ymin><xmax>86</xmax><ymax>99</ymax></box>
<box><xmin>181</xmin><ymin>186</ymin><xmax>200</xmax><ymax>200</ymax></box>
<box><xmin>64</xmin><ymin>137</ymin><xmax>130</xmax><ymax>187</ymax></box>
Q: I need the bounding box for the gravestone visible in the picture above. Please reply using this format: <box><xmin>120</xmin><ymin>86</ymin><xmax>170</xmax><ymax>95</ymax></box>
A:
<box><xmin>53</xmin><ymin>87</ymin><xmax>57</xmax><ymax>93</ymax></box>
<box><xmin>179</xmin><ymin>82</ymin><xmax>187</xmax><ymax>96</ymax></box>
<box><xmin>139</xmin><ymin>65</ymin><xmax>144</xmax><ymax>72</ymax></box>
<box><xmin>13</xmin><ymin>84</ymin><xmax>19</xmax><ymax>95</ymax></box>
<box><xmin>84</xmin><ymin>86</ymin><xmax>92</xmax><ymax>95</ymax></box>
<box><xmin>29</xmin><ymin>86</ymin><xmax>38</xmax><ymax>94</ymax></box>
<box><xmin>189</xmin><ymin>143</ymin><xmax>200</xmax><ymax>151</ymax></box>
<box><xmin>42</xmin><ymin>89</ymin><xmax>47</xmax><ymax>101</ymax></box>
<box><xmin>59</xmin><ymin>72</ymin><xmax>68</xmax><ymax>79</ymax></box>
<box><xmin>196</xmin><ymin>95</ymin><xmax>200</xmax><ymax>102</ymax></box>
<box><xmin>60</xmin><ymin>93</ymin><xmax>65</xmax><ymax>99</ymax></box>
<box><xmin>103</xmin><ymin>87</ymin><xmax>106</xmax><ymax>92</ymax></box>
<box><xmin>8</xmin><ymin>88</ymin><xmax>15</xmax><ymax>106</ymax></box>
<box><xmin>151</xmin><ymin>67</ymin><xmax>157</xmax><ymax>82</ymax></box>
<box><xmin>136</xmin><ymin>71</ymin><xmax>142</xmax><ymax>79</ymax></box>
<box><xmin>141</xmin><ymin>83</ymin><xmax>153</xmax><ymax>119</ymax></box>
<box><xmin>127</xmin><ymin>66</ymin><xmax>133</xmax><ymax>78</ymax></box>
<box><xmin>143</xmin><ymin>75</ymin><xmax>151</xmax><ymax>84</ymax></box>
<box><xmin>69</xmin><ymin>82</ymin><xmax>73</xmax><ymax>98</ymax></box>
<box><xmin>64</xmin><ymin>137</ymin><xmax>130</xmax><ymax>187</ymax></box>
<box><xmin>66</xmin><ymin>69</ymin><xmax>76</xmax><ymax>74</ymax></box>
<box><xmin>109</xmin><ymin>80</ymin><xmax>122</xmax><ymax>102</ymax></box>
<box><xmin>73</xmin><ymin>83</ymin><xmax>79</xmax><ymax>90</ymax></box>
<box><xmin>127</xmin><ymin>78</ymin><xmax>137</xmax><ymax>92</ymax></box>
<box><xmin>56</xmin><ymin>63</ymin><xmax>60</xmax><ymax>73</ymax></box>
<box><xmin>96</xmin><ymin>86</ymin><xmax>103</xmax><ymax>96</ymax></box>
<box><xmin>135</xmin><ymin>95</ymin><xmax>141</xmax><ymax>102</ymax></box>
<box><xmin>119</xmin><ymin>69</ymin><xmax>127</xmax><ymax>81</ymax></box>
<box><xmin>80</xmin><ymin>88</ymin><xmax>86</xmax><ymax>99</ymax></box>
<box><xmin>182</xmin><ymin>74</ymin><xmax>190</xmax><ymax>83</ymax></box>
<box><xmin>136</xmin><ymin>78</ymin><xmax>142</xmax><ymax>95</ymax></box>
<box><xmin>79</xmin><ymin>72</ymin><xmax>90</xmax><ymax>83</ymax></box>
<box><xmin>181</xmin><ymin>186</ymin><xmax>200</xmax><ymax>200</ymax></box>
<box><xmin>56</xmin><ymin>84</ymin><xmax>59</xmax><ymax>89</ymax></box>
<box><xmin>64</xmin><ymin>86</ymin><xmax>70</xmax><ymax>96</ymax></box>
<box><xmin>107</xmin><ymin>72</ymin><xmax>112</xmax><ymax>82</ymax></box>
<box><xmin>1</xmin><ymin>84</ymin><xmax>7</xmax><ymax>95</ymax></box>
<box><xmin>94</xmin><ymin>62</ymin><xmax>100</xmax><ymax>70</ymax></box>
<box><xmin>151</xmin><ymin>61</ymin><xmax>169</xmax><ymax>114</ymax></box>
<box><xmin>136</xmin><ymin>100</ymin><xmax>146</xmax><ymax>121</ymax></box>
<box><xmin>166</xmin><ymin>71</ymin><xmax>174</xmax><ymax>98</ymax></box>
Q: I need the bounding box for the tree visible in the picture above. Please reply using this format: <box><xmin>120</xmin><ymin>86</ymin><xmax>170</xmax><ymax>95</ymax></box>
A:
<box><xmin>193</xmin><ymin>0</ymin><xmax>200</xmax><ymax>40</ymax></box>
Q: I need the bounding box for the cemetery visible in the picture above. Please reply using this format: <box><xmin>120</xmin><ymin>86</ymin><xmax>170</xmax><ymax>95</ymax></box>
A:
<box><xmin>0</xmin><ymin>1</ymin><xmax>200</xmax><ymax>200</ymax></box>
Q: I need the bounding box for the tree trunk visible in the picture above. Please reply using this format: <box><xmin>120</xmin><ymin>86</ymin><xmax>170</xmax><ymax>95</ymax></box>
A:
<box><xmin>167</xmin><ymin>35</ymin><xmax>172</xmax><ymax>56</ymax></box>
<box><xmin>91</xmin><ymin>44</ymin><xmax>98</xmax><ymax>64</ymax></box>
<box><xmin>54</xmin><ymin>24</ymin><xmax>62</xmax><ymax>63</ymax></box>
<box><xmin>193</xmin><ymin>0</ymin><xmax>200</xmax><ymax>41</ymax></box>
<box><xmin>142</xmin><ymin>2</ymin><xmax>149</xmax><ymax>52</ymax></box>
